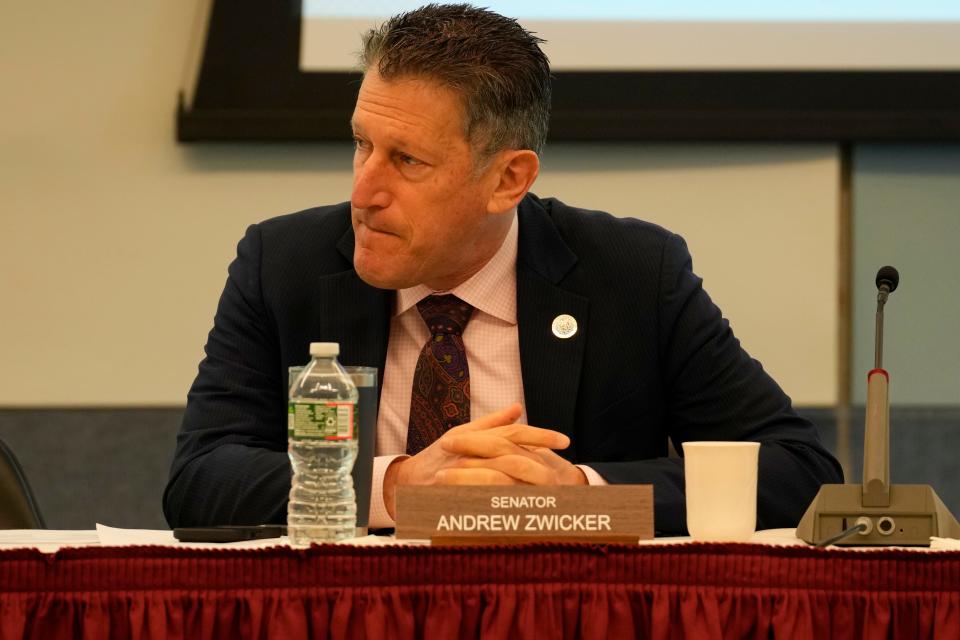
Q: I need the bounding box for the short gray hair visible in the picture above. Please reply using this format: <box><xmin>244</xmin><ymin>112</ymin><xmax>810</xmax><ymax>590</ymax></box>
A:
<box><xmin>359</xmin><ymin>3</ymin><xmax>551</xmax><ymax>160</ymax></box>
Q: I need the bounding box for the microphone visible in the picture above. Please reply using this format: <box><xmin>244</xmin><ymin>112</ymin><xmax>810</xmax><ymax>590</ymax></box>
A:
<box><xmin>876</xmin><ymin>265</ymin><xmax>899</xmax><ymax>296</ymax></box>
<box><xmin>797</xmin><ymin>266</ymin><xmax>960</xmax><ymax>546</ymax></box>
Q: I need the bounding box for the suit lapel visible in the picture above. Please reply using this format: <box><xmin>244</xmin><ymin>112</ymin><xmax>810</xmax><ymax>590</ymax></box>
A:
<box><xmin>516</xmin><ymin>197</ymin><xmax>588</xmax><ymax>456</ymax></box>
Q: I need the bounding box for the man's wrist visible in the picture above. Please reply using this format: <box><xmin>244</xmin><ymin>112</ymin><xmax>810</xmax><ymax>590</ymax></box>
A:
<box><xmin>383</xmin><ymin>456</ymin><xmax>409</xmax><ymax>520</ymax></box>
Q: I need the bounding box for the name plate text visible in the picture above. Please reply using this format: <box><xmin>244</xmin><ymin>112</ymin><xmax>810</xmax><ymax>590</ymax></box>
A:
<box><xmin>396</xmin><ymin>485</ymin><xmax>653</xmax><ymax>544</ymax></box>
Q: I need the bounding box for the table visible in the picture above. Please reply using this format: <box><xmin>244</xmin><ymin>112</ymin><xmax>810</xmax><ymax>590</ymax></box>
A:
<box><xmin>2</xmin><ymin>536</ymin><xmax>960</xmax><ymax>639</ymax></box>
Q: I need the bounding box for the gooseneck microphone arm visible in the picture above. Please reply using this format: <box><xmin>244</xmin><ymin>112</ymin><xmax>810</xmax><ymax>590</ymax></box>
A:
<box><xmin>874</xmin><ymin>297</ymin><xmax>885</xmax><ymax>369</ymax></box>
<box><xmin>874</xmin><ymin>266</ymin><xmax>899</xmax><ymax>370</ymax></box>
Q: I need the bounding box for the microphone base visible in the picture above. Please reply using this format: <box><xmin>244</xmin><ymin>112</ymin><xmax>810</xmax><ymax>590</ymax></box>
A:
<box><xmin>796</xmin><ymin>483</ymin><xmax>960</xmax><ymax>546</ymax></box>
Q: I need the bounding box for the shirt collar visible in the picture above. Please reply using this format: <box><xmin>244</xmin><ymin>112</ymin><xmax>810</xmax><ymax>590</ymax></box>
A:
<box><xmin>395</xmin><ymin>211</ymin><xmax>518</xmax><ymax>325</ymax></box>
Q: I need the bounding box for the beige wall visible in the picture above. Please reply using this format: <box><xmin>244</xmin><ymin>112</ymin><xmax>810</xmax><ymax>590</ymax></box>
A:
<box><xmin>0</xmin><ymin>1</ymin><xmax>838</xmax><ymax>407</ymax></box>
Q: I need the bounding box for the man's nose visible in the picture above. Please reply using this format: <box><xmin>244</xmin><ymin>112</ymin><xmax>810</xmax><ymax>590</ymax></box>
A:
<box><xmin>351</xmin><ymin>154</ymin><xmax>392</xmax><ymax>210</ymax></box>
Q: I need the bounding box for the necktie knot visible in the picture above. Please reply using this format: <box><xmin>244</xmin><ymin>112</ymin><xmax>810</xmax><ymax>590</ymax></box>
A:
<box><xmin>417</xmin><ymin>294</ymin><xmax>474</xmax><ymax>336</ymax></box>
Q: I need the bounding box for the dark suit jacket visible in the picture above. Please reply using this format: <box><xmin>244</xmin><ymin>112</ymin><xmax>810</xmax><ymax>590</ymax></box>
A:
<box><xmin>164</xmin><ymin>194</ymin><xmax>842</xmax><ymax>533</ymax></box>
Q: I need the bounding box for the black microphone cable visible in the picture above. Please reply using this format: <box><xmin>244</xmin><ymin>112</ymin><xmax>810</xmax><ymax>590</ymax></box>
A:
<box><xmin>815</xmin><ymin>518</ymin><xmax>871</xmax><ymax>547</ymax></box>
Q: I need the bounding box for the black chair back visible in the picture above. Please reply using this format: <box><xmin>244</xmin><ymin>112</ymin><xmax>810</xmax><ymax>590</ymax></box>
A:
<box><xmin>0</xmin><ymin>437</ymin><xmax>45</xmax><ymax>528</ymax></box>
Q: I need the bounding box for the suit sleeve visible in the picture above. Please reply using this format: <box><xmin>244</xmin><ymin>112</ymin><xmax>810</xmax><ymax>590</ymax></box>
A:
<box><xmin>163</xmin><ymin>223</ymin><xmax>291</xmax><ymax>527</ymax></box>
<box><xmin>590</xmin><ymin>233</ymin><xmax>843</xmax><ymax>534</ymax></box>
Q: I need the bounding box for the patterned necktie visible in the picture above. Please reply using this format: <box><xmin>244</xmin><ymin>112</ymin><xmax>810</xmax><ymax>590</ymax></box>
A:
<box><xmin>406</xmin><ymin>294</ymin><xmax>474</xmax><ymax>455</ymax></box>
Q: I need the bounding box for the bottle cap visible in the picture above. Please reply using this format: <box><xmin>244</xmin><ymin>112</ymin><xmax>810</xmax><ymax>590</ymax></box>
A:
<box><xmin>309</xmin><ymin>342</ymin><xmax>340</xmax><ymax>357</ymax></box>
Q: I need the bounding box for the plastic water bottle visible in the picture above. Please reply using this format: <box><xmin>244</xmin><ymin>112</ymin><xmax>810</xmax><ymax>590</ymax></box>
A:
<box><xmin>287</xmin><ymin>342</ymin><xmax>358</xmax><ymax>544</ymax></box>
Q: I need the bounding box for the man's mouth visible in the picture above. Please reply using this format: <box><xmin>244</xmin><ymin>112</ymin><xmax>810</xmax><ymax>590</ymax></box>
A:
<box><xmin>357</xmin><ymin>220</ymin><xmax>397</xmax><ymax>238</ymax></box>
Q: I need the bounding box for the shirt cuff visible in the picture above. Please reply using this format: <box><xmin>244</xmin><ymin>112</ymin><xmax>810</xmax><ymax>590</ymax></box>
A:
<box><xmin>576</xmin><ymin>464</ymin><xmax>608</xmax><ymax>486</ymax></box>
<box><xmin>368</xmin><ymin>454</ymin><xmax>408</xmax><ymax>529</ymax></box>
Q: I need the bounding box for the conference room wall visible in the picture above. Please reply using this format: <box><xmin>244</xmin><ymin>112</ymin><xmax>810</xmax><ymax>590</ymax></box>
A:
<box><xmin>0</xmin><ymin>1</ymin><xmax>839</xmax><ymax>409</ymax></box>
<box><xmin>851</xmin><ymin>145</ymin><xmax>960</xmax><ymax>407</ymax></box>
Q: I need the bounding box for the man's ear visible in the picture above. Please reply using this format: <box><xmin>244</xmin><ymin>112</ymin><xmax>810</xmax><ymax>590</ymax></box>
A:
<box><xmin>486</xmin><ymin>150</ymin><xmax>540</xmax><ymax>214</ymax></box>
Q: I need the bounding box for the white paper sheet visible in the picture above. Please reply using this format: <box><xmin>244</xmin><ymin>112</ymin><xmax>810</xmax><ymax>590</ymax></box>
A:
<box><xmin>95</xmin><ymin>524</ymin><xmax>427</xmax><ymax>549</ymax></box>
<box><xmin>930</xmin><ymin>536</ymin><xmax>960</xmax><ymax>550</ymax></box>
<box><xmin>0</xmin><ymin>529</ymin><xmax>100</xmax><ymax>552</ymax></box>
<box><xmin>96</xmin><ymin>523</ymin><xmax>291</xmax><ymax>549</ymax></box>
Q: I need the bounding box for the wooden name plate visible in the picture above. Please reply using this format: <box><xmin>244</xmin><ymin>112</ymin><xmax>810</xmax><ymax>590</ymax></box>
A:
<box><xmin>395</xmin><ymin>485</ymin><xmax>653</xmax><ymax>545</ymax></box>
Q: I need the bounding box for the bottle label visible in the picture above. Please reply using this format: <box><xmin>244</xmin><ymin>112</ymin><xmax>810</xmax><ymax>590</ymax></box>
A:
<box><xmin>288</xmin><ymin>401</ymin><xmax>356</xmax><ymax>440</ymax></box>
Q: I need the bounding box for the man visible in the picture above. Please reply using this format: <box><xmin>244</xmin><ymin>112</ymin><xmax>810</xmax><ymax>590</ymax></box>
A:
<box><xmin>164</xmin><ymin>4</ymin><xmax>842</xmax><ymax>534</ymax></box>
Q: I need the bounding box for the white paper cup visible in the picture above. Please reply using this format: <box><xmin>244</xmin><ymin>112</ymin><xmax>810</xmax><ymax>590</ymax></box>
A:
<box><xmin>684</xmin><ymin>441</ymin><xmax>760</xmax><ymax>541</ymax></box>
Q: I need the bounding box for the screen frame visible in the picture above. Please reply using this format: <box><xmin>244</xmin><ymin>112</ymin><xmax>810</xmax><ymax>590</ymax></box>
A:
<box><xmin>176</xmin><ymin>0</ymin><xmax>960</xmax><ymax>142</ymax></box>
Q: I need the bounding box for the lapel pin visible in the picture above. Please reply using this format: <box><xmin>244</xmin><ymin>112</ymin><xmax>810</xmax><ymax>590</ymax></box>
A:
<box><xmin>551</xmin><ymin>314</ymin><xmax>578</xmax><ymax>339</ymax></box>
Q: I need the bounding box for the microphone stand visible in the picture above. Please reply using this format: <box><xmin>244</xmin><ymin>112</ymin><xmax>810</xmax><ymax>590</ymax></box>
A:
<box><xmin>796</xmin><ymin>267</ymin><xmax>960</xmax><ymax>546</ymax></box>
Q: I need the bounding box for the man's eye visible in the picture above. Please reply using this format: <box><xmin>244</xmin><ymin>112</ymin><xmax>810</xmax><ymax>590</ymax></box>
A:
<box><xmin>399</xmin><ymin>153</ymin><xmax>422</xmax><ymax>166</ymax></box>
<box><xmin>353</xmin><ymin>138</ymin><xmax>369</xmax><ymax>150</ymax></box>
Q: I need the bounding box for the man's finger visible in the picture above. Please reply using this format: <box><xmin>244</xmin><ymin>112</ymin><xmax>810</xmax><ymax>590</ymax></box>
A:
<box><xmin>456</xmin><ymin>454</ymin><xmax>556</xmax><ymax>485</ymax></box>
<box><xmin>489</xmin><ymin>423</ymin><xmax>569</xmax><ymax>449</ymax></box>
<box><xmin>454</xmin><ymin>403</ymin><xmax>523</xmax><ymax>432</ymax></box>
<box><xmin>440</xmin><ymin>431</ymin><xmax>555</xmax><ymax>460</ymax></box>
<box><xmin>434</xmin><ymin>467</ymin><xmax>519</xmax><ymax>485</ymax></box>
<box><xmin>529</xmin><ymin>446</ymin><xmax>567</xmax><ymax>469</ymax></box>
<box><xmin>529</xmin><ymin>447</ymin><xmax>589</xmax><ymax>485</ymax></box>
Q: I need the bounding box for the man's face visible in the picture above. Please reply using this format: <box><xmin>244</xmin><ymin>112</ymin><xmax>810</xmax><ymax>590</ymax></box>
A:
<box><xmin>350</xmin><ymin>70</ymin><xmax>506</xmax><ymax>291</ymax></box>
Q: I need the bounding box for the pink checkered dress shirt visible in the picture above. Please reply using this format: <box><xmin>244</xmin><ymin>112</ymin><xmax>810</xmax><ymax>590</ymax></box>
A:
<box><xmin>368</xmin><ymin>213</ymin><xmax>604</xmax><ymax>528</ymax></box>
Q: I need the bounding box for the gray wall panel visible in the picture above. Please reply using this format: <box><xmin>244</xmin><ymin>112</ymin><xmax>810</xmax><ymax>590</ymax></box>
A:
<box><xmin>0</xmin><ymin>410</ymin><xmax>181</xmax><ymax>529</ymax></box>
<box><xmin>852</xmin><ymin>144</ymin><xmax>960</xmax><ymax>405</ymax></box>
<box><xmin>3</xmin><ymin>407</ymin><xmax>958</xmax><ymax>531</ymax></box>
